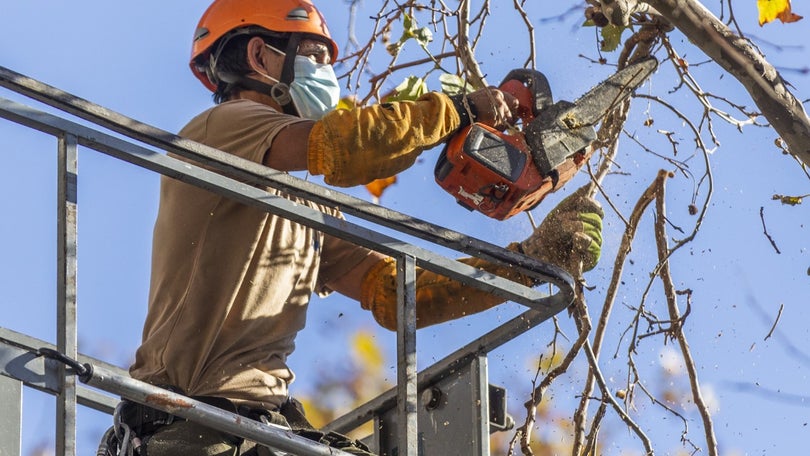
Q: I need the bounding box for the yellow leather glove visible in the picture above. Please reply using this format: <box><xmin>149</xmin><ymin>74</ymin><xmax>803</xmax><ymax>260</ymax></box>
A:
<box><xmin>308</xmin><ymin>93</ymin><xmax>460</xmax><ymax>187</ymax></box>
<box><xmin>358</xmin><ymin>187</ymin><xmax>603</xmax><ymax>331</ymax></box>
<box><xmin>360</xmin><ymin>244</ymin><xmax>532</xmax><ymax>331</ymax></box>
<box><xmin>308</xmin><ymin>88</ymin><xmax>518</xmax><ymax>187</ymax></box>
<box><xmin>519</xmin><ymin>186</ymin><xmax>604</xmax><ymax>275</ymax></box>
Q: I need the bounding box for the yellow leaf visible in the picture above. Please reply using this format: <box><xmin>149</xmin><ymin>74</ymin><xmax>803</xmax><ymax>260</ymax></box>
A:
<box><xmin>337</xmin><ymin>96</ymin><xmax>358</xmax><ymax>111</ymax></box>
<box><xmin>351</xmin><ymin>330</ymin><xmax>384</xmax><ymax>370</ymax></box>
<box><xmin>758</xmin><ymin>0</ymin><xmax>803</xmax><ymax>26</ymax></box>
<box><xmin>772</xmin><ymin>193</ymin><xmax>808</xmax><ymax>206</ymax></box>
<box><xmin>364</xmin><ymin>176</ymin><xmax>397</xmax><ymax>202</ymax></box>
<box><xmin>529</xmin><ymin>348</ymin><xmax>567</xmax><ymax>373</ymax></box>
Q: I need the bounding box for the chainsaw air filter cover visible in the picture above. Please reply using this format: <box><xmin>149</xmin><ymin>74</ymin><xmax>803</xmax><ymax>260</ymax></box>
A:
<box><xmin>462</xmin><ymin>125</ymin><xmax>526</xmax><ymax>182</ymax></box>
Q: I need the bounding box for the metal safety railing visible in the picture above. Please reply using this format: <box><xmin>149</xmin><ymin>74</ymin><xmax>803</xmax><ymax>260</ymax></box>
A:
<box><xmin>0</xmin><ymin>65</ymin><xmax>575</xmax><ymax>456</ymax></box>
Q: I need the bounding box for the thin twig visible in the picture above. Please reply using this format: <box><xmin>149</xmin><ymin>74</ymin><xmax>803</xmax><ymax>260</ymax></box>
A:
<box><xmin>765</xmin><ymin>303</ymin><xmax>784</xmax><ymax>341</ymax></box>
<box><xmin>582</xmin><ymin>340</ymin><xmax>654</xmax><ymax>454</ymax></box>
<box><xmin>759</xmin><ymin>206</ymin><xmax>781</xmax><ymax>254</ymax></box>
<box><xmin>367</xmin><ymin>51</ymin><xmax>457</xmax><ymax>86</ymax></box>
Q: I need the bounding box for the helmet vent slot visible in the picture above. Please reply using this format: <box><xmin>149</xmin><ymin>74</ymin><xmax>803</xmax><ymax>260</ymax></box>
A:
<box><xmin>194</xmin><ymin>27</ymin><xmax>210</xmax><ymax>42</ymax></box>
<box><xmin>286</xmin><ymin>7</ymin><xmax>309</xmax><ymax>21</ymax></box>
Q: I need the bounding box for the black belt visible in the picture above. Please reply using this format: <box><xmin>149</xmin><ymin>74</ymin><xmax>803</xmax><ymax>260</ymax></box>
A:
<box><xmin>118</xmin><ymin>389</ymin><xmax>372</xmax><ymax>455</ymax></box>
<box><xmin>118</xmin><ymin>393</ymin><xmax>251</xmax><ymax>437</ymax></box>
<box><xmin>118</xmin><ymin>383</ymin><xmax>297</xmax><ymax>432</ymax></box>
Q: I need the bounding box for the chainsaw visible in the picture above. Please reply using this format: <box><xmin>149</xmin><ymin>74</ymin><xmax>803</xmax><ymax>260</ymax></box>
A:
<box><xmin>435</xmin><ymin>58</ymin><xmax>658</xmax><ymax>220</ymax></box>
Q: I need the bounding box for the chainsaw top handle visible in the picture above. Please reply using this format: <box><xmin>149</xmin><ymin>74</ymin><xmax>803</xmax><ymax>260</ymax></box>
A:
<box><xmin>497</xmin><ymin>68</ymin><xmax>554</xmax><ymax>125</ymax></box>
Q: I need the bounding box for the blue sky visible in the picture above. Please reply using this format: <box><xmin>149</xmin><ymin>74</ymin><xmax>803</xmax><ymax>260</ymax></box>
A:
<box><xmin>1</xmin><ymin>1</ymin><xmax>809</xmax><ymax>455</ymax></box>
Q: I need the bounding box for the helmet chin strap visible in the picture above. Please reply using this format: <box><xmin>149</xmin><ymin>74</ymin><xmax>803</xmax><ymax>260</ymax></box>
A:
<box><xmin>263</xmin><ymin>32</ymin><xmax>301</xmax><ymax>116</ymax></box>
<box><xmin>256</xmin><ymin>33</ymin><xmax>301</xmax><ymax>116</ymax></box>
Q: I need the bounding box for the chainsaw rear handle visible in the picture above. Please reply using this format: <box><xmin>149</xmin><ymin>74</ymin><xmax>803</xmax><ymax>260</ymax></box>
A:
<box><xmin>497</xmin><ymin>69</ymin><xmax>553</xmax><ymax>124</ymax></box>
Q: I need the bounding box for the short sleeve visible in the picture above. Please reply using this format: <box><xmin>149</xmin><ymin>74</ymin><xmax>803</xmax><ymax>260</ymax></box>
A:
<box><xmin>179</xmin><ymin>99</ymin><xmax>308</xmax><ymax>165</ymax></box>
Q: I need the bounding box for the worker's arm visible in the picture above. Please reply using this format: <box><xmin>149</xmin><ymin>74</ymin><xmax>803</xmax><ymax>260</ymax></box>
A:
<box><xmin>324</xmin><ymin>251</ymin><xmax>388</xmax><ymax>302</ymax></box>
<box><xmin>265</xmin><ymin>89</ymin><xmax>518</xmax><ymax>183</ymax></box>
<box><xmin>346</xmin><ymin>186</ymin><xmax>604</xmax><ymax>330</ymax></box>
<box><xmin>358</xmin><ymin>244</ymin><xmax>535</xmax><ymax>330</ymax></box>
<box><xmin>320</xmin><ymin>241</ymin><xmax>533</xmax><ymax>329</ymax></box>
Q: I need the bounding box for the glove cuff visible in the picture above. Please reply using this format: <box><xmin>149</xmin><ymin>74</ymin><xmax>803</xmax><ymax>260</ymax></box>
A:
<box><xmin>449</xmin><ymin>93</ymin><xmax>479</xmax><ymax>130</ymax></box>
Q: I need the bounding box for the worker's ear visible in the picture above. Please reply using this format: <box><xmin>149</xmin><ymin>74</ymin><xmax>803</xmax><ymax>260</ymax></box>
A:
<box><xmin>246</xmin><ymin>36</ymin><xmax>274</xmax><ymax>75</ymax></box>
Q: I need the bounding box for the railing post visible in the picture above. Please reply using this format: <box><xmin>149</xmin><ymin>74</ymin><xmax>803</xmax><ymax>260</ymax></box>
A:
<box><xmin>0</xmin><ymin>375</ymin><xmax>22</xmax><ymax>455</ymax></box>
<box><xmin>56</xmin><ymin>133</ymin><xmax>78</xmax><ymax>456</ymax></box>
<box><xmin>396</xmin><ymin>254</ymin><xmax>418</xmax><ymax>455</ymax></box>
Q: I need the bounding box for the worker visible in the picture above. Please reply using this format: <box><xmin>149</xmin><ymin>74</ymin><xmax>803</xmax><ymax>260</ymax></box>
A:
<box><xmin>103</xmin><ymin>0</ymin><xmax>604</xmax><ymax>455</ymax></box>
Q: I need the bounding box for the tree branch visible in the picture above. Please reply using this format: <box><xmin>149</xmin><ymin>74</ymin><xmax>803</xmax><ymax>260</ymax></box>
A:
<box><xmin>653</xmin><ymin>179</ymin><xmax>719</xmax><ymax>455</ymax></box>
<box><xmin>643</xmin><ymin>0</ymin><xmax>810</xmax><ymax>166</ymax></box>
<box><xmin>457</xmin><ymin>0</ymin><xmax>488</xmax><ymax>88</ymax></box>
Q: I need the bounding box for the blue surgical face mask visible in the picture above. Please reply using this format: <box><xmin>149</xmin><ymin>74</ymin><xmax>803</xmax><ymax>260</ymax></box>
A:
<box><xmin>263</xmin><ymin>44</ymin><xmax>340</xmax><ymax>120</ymax></box>
<box><xmin>289</xmin><ymin>55</ymin><xmax>341</xmax><ymax>120</ymax></box>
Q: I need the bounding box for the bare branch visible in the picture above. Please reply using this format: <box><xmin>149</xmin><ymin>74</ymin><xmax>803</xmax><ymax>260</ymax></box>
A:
<box><xmin>644</xmin><ymin>0</ymin><xmax>810</xmax><ymax>167</ymax></box>
<box><xmin>457</xmin><ymin>0</ymin><xmax>488</xmax><ymax>88</ymax></box>
<box><xmin>582</xmin><ymin>340</ymin><xmax>654</xmax><ymax>454</ymax></box>
<box><xmin>653</xmin><ymin>178</ymin><xmax>719</xmax><ymax>455</ymax></box>
<box><xmin>367</xmin><ymin>51</ymin><xmax>457</xmax><ymax>87</ymax></box>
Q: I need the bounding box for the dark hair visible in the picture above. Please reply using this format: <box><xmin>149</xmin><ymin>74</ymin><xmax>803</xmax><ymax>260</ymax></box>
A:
<box><xmin>209</xmin><ymin>31</ymin><xmax>290</xmax><ymax>104</ymax></box>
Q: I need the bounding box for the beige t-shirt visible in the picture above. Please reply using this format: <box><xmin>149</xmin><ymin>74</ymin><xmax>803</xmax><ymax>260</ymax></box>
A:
<box><xmin>130</xmin><ymin>99</ymin><xmax>374</xmax><ymax>410</ymax></box>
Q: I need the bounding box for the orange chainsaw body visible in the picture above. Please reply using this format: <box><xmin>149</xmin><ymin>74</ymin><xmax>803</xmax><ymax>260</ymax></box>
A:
<box><xmin>435</xmin><ymin>68</ymin><xmax>586</xmax><ymax>220</ymax></box>
<box><xmin>435</xmin><ymin>122</ymin><xmax>587</xmax><ymax>220</ymax></box>
<box><xmin>435</xmin><ymin>59</ymin><xmax>656</xmax><ymax>220</ymax></box>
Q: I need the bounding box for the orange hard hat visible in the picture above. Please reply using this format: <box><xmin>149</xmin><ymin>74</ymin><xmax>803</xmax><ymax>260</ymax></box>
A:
<box><xmin>190</xmin><ymin>0</ymin><xmax>339</xmax><ymax>92</ymax></box>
